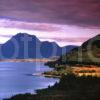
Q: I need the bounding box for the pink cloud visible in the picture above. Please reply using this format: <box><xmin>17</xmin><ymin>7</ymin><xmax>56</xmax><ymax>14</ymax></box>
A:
<box><xmin>39</xmin><ymin>37</ymin><xmax>90</xmax><ymax>43</ymax></box>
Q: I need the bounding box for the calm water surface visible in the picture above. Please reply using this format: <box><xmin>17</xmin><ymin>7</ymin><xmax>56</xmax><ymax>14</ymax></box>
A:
<box><xmin>0</xmin><ymin>62</ymin><xmax>59</xmax><ymax>100</ymax></box>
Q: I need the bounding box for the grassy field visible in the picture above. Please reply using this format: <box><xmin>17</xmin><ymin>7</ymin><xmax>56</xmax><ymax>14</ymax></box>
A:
<box><xmin>72</xmin><ymin>66</ymin><xmax>100</xmax><ymax>77</ymax></box>
<box><xmin>43</xmin><ymin>65</ymin><xmax>100</xmax><ymax>77</ymax></box>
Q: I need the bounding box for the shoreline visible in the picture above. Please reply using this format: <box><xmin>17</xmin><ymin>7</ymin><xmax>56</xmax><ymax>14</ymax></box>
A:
<box><xmin>0</xmin><ymin>59</ymin><xmax>54</xmax><ymax>63</ymax></box>
<box><xmin>32</xmin><ymin>73</ymin><xmax>61</xmax><ymax>78</ymax></box>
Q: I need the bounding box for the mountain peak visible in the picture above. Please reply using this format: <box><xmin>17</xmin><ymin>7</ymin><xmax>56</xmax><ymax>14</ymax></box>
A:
<box><xmin>11</xmin><ymin>33</ymin><xmax>40</xmax><ymax>42</ymax></box>
<box><xmin>14</xmin><ymin>33</ymin><xmax>36</xmax><ymax>38</ymax></box>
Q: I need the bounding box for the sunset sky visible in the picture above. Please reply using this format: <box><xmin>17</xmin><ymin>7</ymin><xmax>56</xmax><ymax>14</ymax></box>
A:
<box><xmin>0</xmin><ymin>0</ymin><xmax>100</xmax><ymax>46</ymax></box>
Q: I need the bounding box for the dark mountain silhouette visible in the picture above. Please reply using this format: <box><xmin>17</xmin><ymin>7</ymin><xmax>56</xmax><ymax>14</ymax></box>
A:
<box><xmin>0</xmin><ymin>33</ymin><xmax>77</xmax><ymax>59</ymax></box>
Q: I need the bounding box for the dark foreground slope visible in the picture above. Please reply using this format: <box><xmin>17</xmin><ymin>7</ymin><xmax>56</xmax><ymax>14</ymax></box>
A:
<box><xmin>0</xmin><ymin>33</ymin><xmax>77</xmax><ymax>59</ymax></box>
<box><xmin>4</xmin><ymin>74</ymin><xmax>100</xmax><ymax>100</ymax></box>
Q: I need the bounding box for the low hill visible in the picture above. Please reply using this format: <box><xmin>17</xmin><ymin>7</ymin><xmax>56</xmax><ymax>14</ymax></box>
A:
<box><xmin>59</xmin><ymin>34</ymin><xmax>100</xmax><ymax>65</ymax></box>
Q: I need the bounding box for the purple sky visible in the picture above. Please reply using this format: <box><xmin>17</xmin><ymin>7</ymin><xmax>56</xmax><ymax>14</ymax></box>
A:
<box><xmin>0</xmin><ymin>0</ymin><xmax>100</xmax><ymax>46</ymax></box>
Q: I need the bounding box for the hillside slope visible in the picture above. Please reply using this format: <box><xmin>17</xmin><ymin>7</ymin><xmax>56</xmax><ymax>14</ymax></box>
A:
<box><xmin>59</xmin><ymin>34</ymin><xmax>100</xmax><ymax>65</ymax></box>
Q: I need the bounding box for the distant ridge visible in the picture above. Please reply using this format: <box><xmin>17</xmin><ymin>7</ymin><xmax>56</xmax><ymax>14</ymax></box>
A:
<box><xmin>0</xmin><ymin>33</ymin><xmax>77</xmax><ymax>59</ymax></box>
